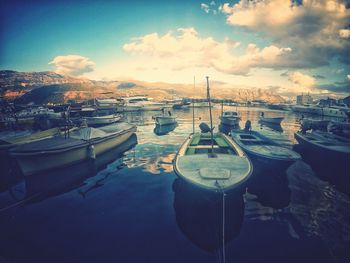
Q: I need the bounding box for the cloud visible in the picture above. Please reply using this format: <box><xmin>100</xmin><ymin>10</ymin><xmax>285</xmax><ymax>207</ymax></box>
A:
<box><xmin>201</xmin><ymin>2</ymin><xmax>218</xmax><ymax>14</ymax></box>
<box><xmin>283</xmin><ymin>71</ymin><xmax>317</xmax><ymax>93</ymax></box>
<box><xmin>49</xmin><ymin>55</ymin><xmax>95</xmax><ymax>76</ymax></box>
<box><xmin>288</xmin><ymin>71</ymin><xmax>316</xmax><ymax>87</ymax></box>
<box><xmin>220</xmin><ymin>0</ymin><xmax>350</xmax><ymax>68</ymax></box>
<box><xmin>123</xmin><ymin>28</ymin><xmax>292</xmax><ymax>75</ymax></box>
<box><xmin>200</xmin><ymin>3</ymin><xmax>210</xmax><ymax>13</ymax></box>
<box><xmin>312</xmin><ymin>74</ymin><xmax>326</xmax><ymax>79</ymax></box>
<box><xmin>339</xmin><ymin>29</ymin><xmax>350</xmax><ymax>39</ymax></box>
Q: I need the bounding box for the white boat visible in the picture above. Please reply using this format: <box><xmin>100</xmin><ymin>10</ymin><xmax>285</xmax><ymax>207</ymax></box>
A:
<box><xmin>321</xmin><ymin>105</ymin><xmax>349</xmax><ymax>118</ymax></box>
<box><xmin>155</xmin><ymin>116</ymin><xmax>177</xmax><ymax>126</ymax></box>
<box><xmin>259</xmin><ymin>116</ymin><xmax>284</xmax><ymax>125</ymax></box>
<box><xmin>83</xmin><ymin>114</ymin><xmax>121</xmax><ymax>126</ymax></box>
<box><xmin>292</xmin><ymin>104</ymin><xmax>349</xmax><ymax>118</ymax></box>
<box><xmin>118</xmin><ymin>96</ymin><xmax>169</xmax><ymax>112</ymax></box>
<box><xmin>10</xmin><ymin>123</ymin><xmax>137</xmax><ymax>176</ymax></box>
<box><xmin>174</xmin><ymin>132</ymin><xmax>253</xmax><ymax>192</ymax></box>
<box><xmin>220</xmin><ymin>111</ymin><xmax>241</xmax><ymax>126</ymax></box>
<box><xmin>174</xmin><ymin>77</ymin><xmax>252</xmax><ymax>192</ymax></box>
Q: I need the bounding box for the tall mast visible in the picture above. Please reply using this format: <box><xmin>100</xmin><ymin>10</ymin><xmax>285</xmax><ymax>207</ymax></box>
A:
<box><xmin>206</xmin><ymin>76</ymin><xmax>215</xmax><ymax>157</ymax></box>
<box><xmin>192</xmin><ymin>76</ymin><xmax>195</xmax><ymax>134</ymax></box>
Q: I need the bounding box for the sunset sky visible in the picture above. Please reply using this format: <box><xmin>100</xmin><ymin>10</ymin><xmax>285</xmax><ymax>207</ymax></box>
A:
<box><xmin>1</xmin><ymin>0</ymin><xmax>350</xmax><ymax>97</ymax></box>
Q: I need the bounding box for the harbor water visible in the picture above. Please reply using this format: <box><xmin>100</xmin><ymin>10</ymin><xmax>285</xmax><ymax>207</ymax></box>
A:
<box><xmin>0</xmin><ymin>105</ymin><xmax>349</xmax><ymax>263</ymax></box>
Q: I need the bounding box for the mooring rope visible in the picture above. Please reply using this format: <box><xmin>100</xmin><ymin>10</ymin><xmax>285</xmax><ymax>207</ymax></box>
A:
<box><xmin>222</xmin><ymin>189</ymin><xmax>226</xmax><ymax>263</ymax></box>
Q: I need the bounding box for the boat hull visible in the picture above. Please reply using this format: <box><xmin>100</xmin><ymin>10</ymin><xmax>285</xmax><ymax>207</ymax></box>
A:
<box><xmin>11</xmin><ymin>126</ymin><xmax>136</xmax><ymax>176</ymax></box>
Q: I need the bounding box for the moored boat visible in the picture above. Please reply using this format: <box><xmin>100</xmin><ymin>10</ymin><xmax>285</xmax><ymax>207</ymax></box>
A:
<box><xmin>83</xmin><ymin>114</ymin><xmax>121</xmax><ymax>126</ymax></box>
<box><xmin>10</xmin><ymin>123</ymin><xmax>137</xmax><ymax>176</ymax></box>
<box><xmin>219</xmin><ymin>111</ymin><xmax>240</xmax><ymax>126</ymax></box>
<box><xmin>259</xmin><ymin>115</ymin><xmax>284</xmax><ymax>125</ymax></box>
<box><xmin>174</xmin><ymin>77</ymin><xmax>253</xmax><ymax>192</ymax></box>
<box><xmin>294</xmin><ymin>130</ymin><xmax>350</xmax><ymax>165</ymax></box>
<box><xmin>231</xmin><ymin>129</ymin><xmax>300</xmax><ymax>174</ymax></box>
<box><xmin>173</xmin><ymin>132</ymin><xmax>253</xmax><ymax>192</ymax></box>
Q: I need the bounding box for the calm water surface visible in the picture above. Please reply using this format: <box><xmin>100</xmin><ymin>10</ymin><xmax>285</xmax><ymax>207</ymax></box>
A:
<box><xmin>0</xmin><ymin>106</ymin><xmax>349</xmax><ymax>263</ymax></box>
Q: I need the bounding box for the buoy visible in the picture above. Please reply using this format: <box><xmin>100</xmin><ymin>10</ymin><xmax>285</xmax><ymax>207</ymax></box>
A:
<box><xmin>88</xmin><ymin>145</ymin><xmax>96</xmax><ymax>159</ymax></box>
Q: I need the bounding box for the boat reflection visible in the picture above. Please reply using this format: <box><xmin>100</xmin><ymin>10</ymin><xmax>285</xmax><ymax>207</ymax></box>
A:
<box><xmin>246</xmin><ymin>170</ymin><xmax>291</xmax><ymax>209</ymax></box>
<box><xmin>293</xmin><ymin>144</ymin><xmax>350</xmax><ymax>195</ymax></box>
<box><xmin>153</xmin><ymin>123</ymin><xmax>177</xmax><ymax>136</ymax></box>
<box><xmin>259</xmin><ymin>121</ymin><xmax>283</xmax><ymax>133</ymax></box>
<box><xmin>9</xmin><ymin>134</ymin><xmax>138</xmax><ymax>204</ymax></box>
<box><xmin>172</xmin><ymin>178</ymin><xmax>244</xmax><ymax>253</ymax></box>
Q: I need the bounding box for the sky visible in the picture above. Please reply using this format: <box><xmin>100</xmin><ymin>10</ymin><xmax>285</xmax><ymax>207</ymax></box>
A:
<box><xmin>1</xmin><ymin>0</ymin><xmax>350</xmax><ymax>98</ymax></box>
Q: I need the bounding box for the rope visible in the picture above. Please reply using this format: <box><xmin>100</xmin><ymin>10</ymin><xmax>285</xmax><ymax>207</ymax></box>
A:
<box><xmin>222</xmin><ymin>190</ymin><xmax>226</xmax><ymax>263</ymax></box>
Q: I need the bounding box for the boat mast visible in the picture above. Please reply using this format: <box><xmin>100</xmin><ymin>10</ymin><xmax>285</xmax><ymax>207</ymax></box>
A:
<box><xmin>206</xmin><ymin>76</ymin><xmax>216</xmax><ymax>157</ymax></box>
<box><xmin>192</xmin><ymin>76</ymin><xmax>195</xmax><ymax>134</ymax></box>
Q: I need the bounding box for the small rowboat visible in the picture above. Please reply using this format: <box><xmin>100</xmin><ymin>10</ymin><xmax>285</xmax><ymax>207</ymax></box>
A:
<box><xmin>174</xmin><ymin>132</ymin><xmax>253</xmax><ymax>192</ymax></box>
<box><xmin>231</xmin><ymin>130</ymin><xmax>300</xmax><ymax>173</ymax></box>
<box><xmin>259</xmin><ymin>116</ymin><xmax>284</xmax><ymax>125</ymax></box>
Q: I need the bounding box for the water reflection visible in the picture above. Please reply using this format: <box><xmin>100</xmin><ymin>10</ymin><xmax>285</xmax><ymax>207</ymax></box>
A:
<box><xmin>1</xmin><ymin>135</ymin><xmax>138</xmax><ymax>206</ymax></box>
<box><xmin>173</xmin><ymin>178</ymin><xmax>244</xmax><ymax>253</ymax></box>
<box><xmin>293</xmin><ymin>144</ymin><xmax>350</xmax><ymax>195</ymax></box>
<box><xmin>153</xmin><ymin>123</ymin><xmax>178</xmax><ymax>136</ymax></box>
<box><xmin>247</xmin><ymin>170</ymin><xmax>291</xmax><ymax>209</ymax></box>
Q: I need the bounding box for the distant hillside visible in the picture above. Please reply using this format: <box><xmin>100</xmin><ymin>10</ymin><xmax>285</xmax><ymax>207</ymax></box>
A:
<box><xmin>0</xmin><ymin>70</ymin><xmax>285</xmax><ymax>104</ymax></box>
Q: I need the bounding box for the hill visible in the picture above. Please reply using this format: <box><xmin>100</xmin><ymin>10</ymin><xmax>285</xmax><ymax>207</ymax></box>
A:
<box><xmin>0</xmin><ymin>70</ymin><xmax>285</xmax><ymax>104</ymax></box>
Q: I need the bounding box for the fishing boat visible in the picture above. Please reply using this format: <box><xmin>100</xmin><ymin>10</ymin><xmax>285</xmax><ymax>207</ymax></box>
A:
<box><xmin>259</xmin><ymin>114</ymin><xmax>284</xmax><ymax>125</ymax></box>
<box><xmin>83</xmin><ymin>114</ymin><xmax>121</xmax><ymax>126</ymax></box>
<box><xmin>10</xmin><ymin>123</ymin><xmax>137</xmax><ymax>176</ymax></box>
<box><xmin>220</xmin><ymin>111</ymin><xmax>241</xmax><ymax>126</ymax></box>
<box><xmin>231</xmin><ymin>129</ymin><xmax>300</xmax><ymax>174</ymax></box>
<box><xmin>294</xmin><ymin>130</ymin><xmax>350</xmax><ymax>165</ymax></box>
<box><xmin>174</xmin><ymin>77</ymin><xmax>252</xmax><ymax>192</ymax></box>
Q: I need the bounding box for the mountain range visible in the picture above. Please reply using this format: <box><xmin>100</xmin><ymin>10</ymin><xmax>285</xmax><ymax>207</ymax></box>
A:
<box><xmin>0</xmin><ymin>70</ymin><xmax>285</xmax><ymax>104</ymax></box>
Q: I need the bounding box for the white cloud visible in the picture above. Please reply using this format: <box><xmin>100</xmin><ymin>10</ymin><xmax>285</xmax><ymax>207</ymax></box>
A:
<box><xmin>220</xmin><ymin>0</ymin><xmax>350</xmax><ymax>68</ymax></box>
<box><xmin>123</xmin><ymin>28</ymin><xmax>291</xmax><ymax>75</ymax></box>
<box><xmin>286</xmin><ymin>71</ymin><xmax>316</xmax><ymax>93</ymax></box>
<box><xmin>200</xmin><ymin>3</ymin><xmax>210</xmax><ymax>13</ymax></box>
<box><xmin>339</xmin><ymin>29</ymin><xmax>350</xmax><ymax>39</ymax></box>
<box><xmin>49</xmin><ymin>55</ymin><xmax>95</xmax><ymax>76</ymax></box>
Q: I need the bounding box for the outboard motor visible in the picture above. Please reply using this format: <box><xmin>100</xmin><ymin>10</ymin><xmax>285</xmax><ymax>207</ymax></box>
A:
<box><xmin>199</xmin><ymin>122</ymin><xmax>211</xmax><ymax>133</ymax></box>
